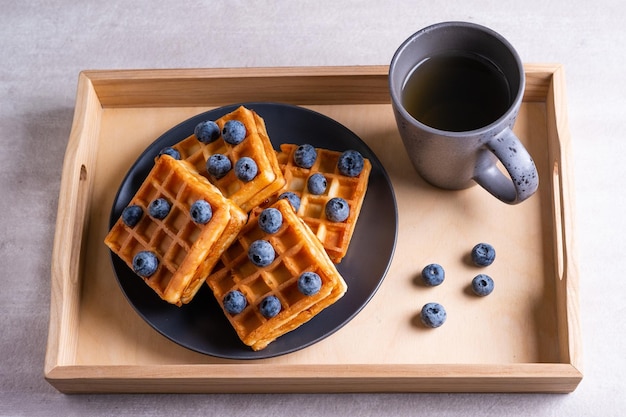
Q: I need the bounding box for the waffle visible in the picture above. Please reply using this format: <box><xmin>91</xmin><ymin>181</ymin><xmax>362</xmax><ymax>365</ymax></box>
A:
<box><xmin>206</xmin><ymin>198</ymin><xmax>348</xmax><ymax>351</ymax></box>
<box><xmin>172</xmin><ymin>106</ymin><xmax>285</xmax><ymax>212</ymax></box>
<box><xmin>270</xmin><ymin>143</ymin><xmax>372</xmax><ymax>263</ymax></box>
<box><xmin>104</xmin><ymin>154</ymin><xmax>247</xmax><ymax>306</ymax></box>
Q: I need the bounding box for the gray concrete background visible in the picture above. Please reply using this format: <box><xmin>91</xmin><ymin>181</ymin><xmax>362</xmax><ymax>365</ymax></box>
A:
<box><xmin>2</xmin><ymin>1</ymin><xmax>623</xmax><ymax>415</ymax></box>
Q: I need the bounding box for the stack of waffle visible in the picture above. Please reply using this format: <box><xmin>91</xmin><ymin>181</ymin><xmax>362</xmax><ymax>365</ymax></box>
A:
<box><xmin>207</xmin><ymin>198</ymin><xmax>348</xmax><ymax>351</ymax></box>
<box><xmin>105</xmin><ymin>105</ymin><xmax>371</xmax><ymax>350</ymax></box>
<box><xmin>104</xmin><ymin>155</ymin><xmax>247</xmax><ymax>306</ymax></box>
<box><xmin>172</xmin><ymin>106</ymin><xmax>284</xmax><ymax>212</ymax></box>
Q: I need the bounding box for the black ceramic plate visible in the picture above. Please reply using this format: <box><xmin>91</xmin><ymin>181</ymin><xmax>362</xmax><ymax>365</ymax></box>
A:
<box><xmin>109</xmin><ymin>103</ymin><xmax>397</xmax><ymax>359</ymax></box>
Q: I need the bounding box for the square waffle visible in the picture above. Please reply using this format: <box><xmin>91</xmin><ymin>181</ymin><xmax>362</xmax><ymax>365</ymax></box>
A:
<box><xmin>206</xmin><ymin>198</ymin><xmax>348</xmax><ymax>351</ymax></box>
<box><xmin>271</xmin><ymin>143</ymin><xmax>371</xmax><ymax>263</ymax></box>
<box><xmin>172</xmin><ymin>106</ymin><xmax>285</xmax><ymax>212</ymax></box>
<box><xmin>104</xmin><ymin>154</ymin><xmax>247</xmax><ymax>306</ymax></box>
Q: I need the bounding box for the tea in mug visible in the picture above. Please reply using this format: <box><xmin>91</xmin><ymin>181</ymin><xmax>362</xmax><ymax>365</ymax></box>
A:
<box><xmin>401</xmin><ymin>52</ymin><xmax>511</xmax><ymax>132</ymax></box>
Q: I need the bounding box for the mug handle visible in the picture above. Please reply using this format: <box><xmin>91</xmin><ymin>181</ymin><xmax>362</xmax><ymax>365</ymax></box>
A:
<box><xmin>473</xmin><ymin>128</ymin><xmax>539</xmax><ymax>204</ymax></box>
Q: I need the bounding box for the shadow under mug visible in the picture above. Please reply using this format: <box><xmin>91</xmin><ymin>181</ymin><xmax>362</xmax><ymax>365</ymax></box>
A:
<box><xmin>389</xmin><ymin>21</ymin><xmax>538</xmax><ymax>204</ymax></box>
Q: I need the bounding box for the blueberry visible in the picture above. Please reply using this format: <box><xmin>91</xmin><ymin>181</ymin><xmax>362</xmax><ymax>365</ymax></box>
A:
<box><xmin>122</xmin><ymin>204</ymin><xmax>143</xmax><ymax>227</ymax></box>
<box><xmin>190</xmin><ymin>200</ymin><xmax>212</xmax><ymax>224</ymax></box>
<box><xmin>235</xmin><ymin>157</ymin><xmax>258</xmax><ymax>181</ymax></box>
<box><xmin>471</xmin><ymin>242</ymin><xmax>496</xmax><ymax>266</ymax></box>
<box><xmin>132</xmin><ymin>251</ymin><xmax>159</xmax><ymax>277</ymax></box>
<box><xmin>471</xmin><ymin>274</ymin><xmax>495</xmax><ymax>296</ymax></box>
<box><xmin>307</xmin><ymin>173</ymin><xmax>327</xmax><ymax>195</ymax></box>
<box><xmin>206</xmin><ymin>154</ymin><xmax>232</xmax><ymax>179</ymax></box>
<box><xmin>421</xmin><ymin>263</ymin><xmax>445</xmax><ymax>286</ymax></box>
<box><xmin>248</xmin><ymin>240</ymin><xmax>275</xmax><ymax>267</ymax></box>
<box><xmin>259</xmin><ymin>295</ymin><xmax>281</xmax><ymax>318</ymax></box>
<box><xmin>222</xmin><ymin>120</ymin><xmax>246</xmax><ymax>145</ymax></box>
<box><xmin>258</xmin><ymin>207</ymin><xmax>283</xmax><ymax>234</ymax></box>
<box><xmin>420</xmin><ymin>302</ymin><xmax>447</xmax><ymax>328</ymax></box>
<box><xmin>158</xmin><ymin>146</ymin><xmax>181</xmax><ymax>160</ymax></box>
<box><xmin>223</xmin><ymin>290</ymin><xmax>247</xmax><ymax>314</ymax></box>
<box><xmin>194</xmin><ymin>120</ymin><xmax>221</xmax><ymax>144</ymax></box>
<box><xmin>293</xmin><ymin>144</ymin><xmax>317</xmax><ymax>168</ymax></box>
<box><xmin>278</xmin><ymin>192</ymin><xmax>301</xmax><ymax>212</ymax></box>
<box><xmin>325</xmin><ymin>197</ymin><xmax>350</xmax><ymax>222</ymax></box>
<box><xmin>337</xmin><ymin>150</ymin><xmax>365</xmax><ymax>177</ymax></box>
<box><xmin>149</xmin><ymin>198</ymin><xmax>171</xmax><ymax>219</ymax></box>
<box><xmin>298</xmin><ymin>271</ymin><xmax>322</xmax><ymax>296</ymax></box>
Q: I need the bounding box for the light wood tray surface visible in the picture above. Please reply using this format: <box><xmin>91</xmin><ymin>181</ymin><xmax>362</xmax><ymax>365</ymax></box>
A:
<box><xmin>45</xmin><ymin>64</ymin><xmax>582</xmax><ymax>393</ymax></box>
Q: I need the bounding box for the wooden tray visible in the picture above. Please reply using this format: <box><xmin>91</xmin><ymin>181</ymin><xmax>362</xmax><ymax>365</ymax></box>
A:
<box><xmin>45</xmin><ymin>64</ymin><xmax>582</xmax><ymax>393</ymax></box>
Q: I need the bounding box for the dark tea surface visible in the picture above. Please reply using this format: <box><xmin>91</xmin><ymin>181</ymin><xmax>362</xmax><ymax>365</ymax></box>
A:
<box><xmin>401</xmin><ymin>52</ymin><xmax>511</xmax><ymax>132</ymax></box>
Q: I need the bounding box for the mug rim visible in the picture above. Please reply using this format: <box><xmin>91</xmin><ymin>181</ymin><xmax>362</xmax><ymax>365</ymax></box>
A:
<box><xmin>389</xmin><ymin>21</ymin><xmax>526</xmax><ymax>137</ymax></box>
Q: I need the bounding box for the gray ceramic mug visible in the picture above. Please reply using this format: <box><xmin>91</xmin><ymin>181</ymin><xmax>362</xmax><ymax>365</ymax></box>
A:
<box><xmin>389</xmin><ymin>22</ymin><xmax>538</xmax><ymax>204</ymax></box>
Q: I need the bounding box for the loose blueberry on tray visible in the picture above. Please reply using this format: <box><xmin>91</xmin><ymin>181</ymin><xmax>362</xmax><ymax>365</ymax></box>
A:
<box><xmin>420</xmin><ymin>302</ymin><xmax>447</xmax><ymax>328</ymax></box>
<box><xmin>471</xmin><ymin>242</ymin><xmax>496</xmax><ymax>267</ymax></box>
<box><xmin>421</xmin><ymin>263</ymin><xmax>445</xmax><ymax>286</ymax></box>
<box><xmin>471</xmin><ymin>274</ymin><xmax>495</xmax><ymax>296</ymax></box>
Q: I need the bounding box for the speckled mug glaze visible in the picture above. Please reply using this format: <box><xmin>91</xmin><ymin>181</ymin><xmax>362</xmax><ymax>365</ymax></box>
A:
<box><xmin>389</xmin><ymin>22</ymin><xmax>538</xmax><ymax>204</ymax></box>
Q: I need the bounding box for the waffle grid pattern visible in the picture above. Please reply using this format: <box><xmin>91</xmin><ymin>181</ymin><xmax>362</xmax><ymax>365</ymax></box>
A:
<box><xmin>274</xmin><ymin>143</ymin><xmax>371</xmax><ymax>263</ymax></box>
<box><xmin>207</xmin><ymin>199</ymin><xmax>347</xmax><ymax>350</ymax></box>
<box><xmin>173</xmin><ymin>106</ymin><xmax>284</xmax><ymax>212</ymax></box>
<box><xmin>105</xmin><ymin>155</ymin><xmax>240</xmax><ymax>305</ymax></box>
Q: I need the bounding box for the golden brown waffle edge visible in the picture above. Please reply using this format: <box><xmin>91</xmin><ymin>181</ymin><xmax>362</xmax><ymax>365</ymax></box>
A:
<box><xmin>104</xmin><ymin>155</ymin><xmax>247</xmax><ymax>306</ymax></box>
